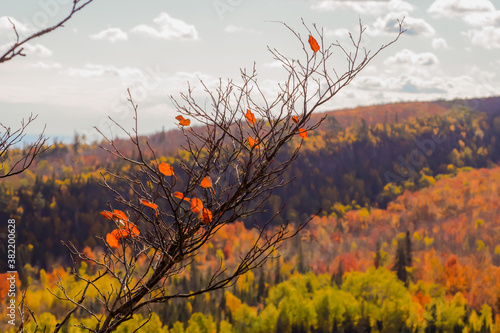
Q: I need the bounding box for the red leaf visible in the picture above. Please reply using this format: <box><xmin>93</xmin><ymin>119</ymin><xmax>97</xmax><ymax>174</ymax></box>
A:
<box><xmin>191</xmin><ymin>197</ymin><xmax>203</xmax><ymax>214</ymax></box>
<box><xmin>122</xmin><ymin>222</ymin><xmax>140</xmax><ymax>238</ymax></box>
<box><xmin>200</xmin><ymin>176</ymin><xmax>212</xmax><ymax>188</ymax></box>
<box><xmin>245</xmin><ymin>109</ymin><xmax>256</xmax><ymax>124</ymax></box>
<box><xmin>201</xmin><ymin>208</ymin><xmax>213</xmax><ymax>224</ymax></box>
<box><xmin>174</xmin><ymin>191</ymin><xmax>190</xmax><ymax>201</ymax></box>
<box><xmin>248</xmin><ymin>136</ymin><xmax>259</xmax><ymax>149</ymax></box>
<box><xmin>159</xmin><ymin>162</ymin><xmax>174</xmax><ymax>176</ymax></box>
<box><xmin>113</xmin><ymin>210</ymin><xmax>128</xmax><ymax>222</ymax></box>
<box><xmin>106</xmin><ymin>232</ymin><xmax>119</xmax><ymax>249</ymax></box>
<box><xmin>176</xmin><ymin>115</ymin><xmax>191</xmax><ymax>126</ymax></box>
<box><xmin>140</xmin><ymin>199</ymin><xmax>158</xmax><ymax>210</ymax></box>
<box><xmin>308</xmin><ymin>35</ymin><xmax>320</xmax><ymax>52</ymax></box>
<box><xmin>100</xmin><ymin>211</ymin><xmax>114</xmax><ymax>220</ymax></box>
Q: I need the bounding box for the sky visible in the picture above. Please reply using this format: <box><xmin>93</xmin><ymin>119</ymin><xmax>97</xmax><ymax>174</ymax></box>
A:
<box><xmin>0</xmin><ymin>0</ymin><xmax>499</xmax><ymax>144</ymax></box>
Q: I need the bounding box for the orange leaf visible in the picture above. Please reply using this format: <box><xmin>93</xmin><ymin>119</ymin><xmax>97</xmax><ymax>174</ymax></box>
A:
<box><xmin>191</xmin><ymin>197</ymin><xmax>203</xmax><ymax>214</ymax></box>
<box><xmin>106</xmin><ymin>232</ymin><xmax>119</xmax><ymax>249</ymax></box>
<box><xmin>248</xmin><ymin>136</ymin><xmax>259</xmax><ymax>149</ymax></box>
<box><xmin>174</xmin><ymin>191</ymin><xmax>190</xmax><ymax>201</ymax></box>
<box><xmin>308</xmin><ymin>35</ymin><xmax>320</xmax><ymax>52</ymax></box>
<box><xmin>201</xmin><ymin>208</ymin><xmax>212</xmax><ymax>224</ymax></box>
<box><xmin>200</xmin><ymin>176</ymin><xmax>212</xmax><ymax>188</ymax></box>
<box><xmin>176</xmin><ymin>115</ymin><xmax>191</xmax><ymax>126</ymax></box>
<box><xmin>100</xmin><ymin>211</ymin><xmax>114</xmax><ymax>220</ymax></box>
<box><xmin>141</xmin><ymin>199</ymin><xmax>158</xmax><ymax>210</ymax></box>
<box><xmin>245</xmin><ymin>109</ymin><xmax>256</xmax><ymax>124</ymax></box>
<box><xmin>179</xmin><ymin>118</ymin><xmax>191</xmax><ymax>126</ymax></box>
<box><xmin>113</xmin><ymin>210</ymin><xmax>128</xmax><ymax>222</ymax></box>
<box><xmin>122</xmin><ymin>222</ymin><xmax>140</xmax><ymax>238</ymax></box>
<box><xmin>111</xmin><ymin>229</ymin><xmax>126</xmax><ymax>240</ymax></box>
<box><xmin>298</xmin><ymin>128</ymin><xmax>308</xmax><ymax>138</ymax></box>
<box><xmin>292</xmin><ymin>116</ymin><xmax>299</xmax><ymax>124</ymax></box>
<box><xmin>159</xmin><ymin>162</ymin><xmax>174</xmax><ymax>176</ymax></box>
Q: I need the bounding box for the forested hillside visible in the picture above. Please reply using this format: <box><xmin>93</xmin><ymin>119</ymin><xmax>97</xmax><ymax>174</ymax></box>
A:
<box><xmin>1</xmin><ymin>97</ymin><xmax>499</xmax><ymax>270</ymax></box>
<box><xmin>2</xmin><ymin>164</ymin><xmax>500</xmax><ymax>332</ymax></box>
<box><xmin>1</xmin><ymin>96</ymin><xmax>500</xmax><ymax>332</ymax></box>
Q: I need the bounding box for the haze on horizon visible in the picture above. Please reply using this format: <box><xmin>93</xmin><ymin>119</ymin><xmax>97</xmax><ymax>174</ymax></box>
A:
<box><xmin>0</xmin><ymin>0</ymin><xmax>499</xmax><ymax>143</ymax></box>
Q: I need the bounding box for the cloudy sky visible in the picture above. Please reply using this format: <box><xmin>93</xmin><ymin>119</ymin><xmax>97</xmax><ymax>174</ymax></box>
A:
<box><xmin>1</xmin><ymin>0</ymin><xmax>499</xmax><ymax>143</ymax></box>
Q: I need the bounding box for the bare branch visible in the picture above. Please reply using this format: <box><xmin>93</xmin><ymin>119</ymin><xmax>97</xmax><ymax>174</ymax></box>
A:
<box><xmin>0</xmin><ymin>113</ymin><xmax>49</xmax><ymax>178</ymax></box>
<box><xmin>0</xmin><ymin>0</ymin><xmax>96</xmax><ymax>64</ymax></box>
<box><xmin>47</xmin><ymin>18</ymin><xmax>405</xmax><ymax>333</ymax></box>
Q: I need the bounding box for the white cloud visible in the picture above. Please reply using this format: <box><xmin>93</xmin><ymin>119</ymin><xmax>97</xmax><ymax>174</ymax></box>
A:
<box><xmin>324</xmin><ymin>27</ymin><xmax>350</xmax><ymax>38</ymax></box>
<box><xmin>0</xmin><ymin>42</ymin><xmax>52</xmax><ymax>57</ymax></box>
<box><xmin>462</xmin><ymin>11</ymin><xmax>500</xmax><ymax>27</ymax></box>
<box><xmin>432</xmin><ymin>37</ymin><xmax>450</xmax><ymax>49</ymax></box>
<box><xmin>0</xmin><ymin>16</ymin><xmax>33</xmax><ymax>35</ymax></box>
<box><xmin>66</xmin><ymin>64</ymin><xmax>144</xmax><ymax>78</ymax></box>
<box><xmin>369</xmin><ymin>13</ymin><xmax>435</xmax><ymax>37</ymax></box>
<box><xmin>353</xmin><ymin>72</ymin><xmax>474</xmax><ymax>96</ymax></box>
<box><xmin>131</xmin><ymin>12</ymin><xmax>198</xmax><ymax>40</ymax></box>
<box><xmin>225</xmin><ymin>25</ymin><xmax>262</xmax><ymax>35</ymax></box>
<box><xmin>263</xmin><ymin>61</ymin><xmax>283</xmax><ymax>68</ymax></box>
<box><xmin>30</xmin><ymin>61</ymin><xmax>62</xmax><ymax>69</ymax></box>
<box><xmin>384</xmin><ymin>49</ymin><xmax>439</xmax><ymax>66</ymax></box>
<box><xmin>464</xmin><ymin>26</ymin><xmax>500</xmax><ymax>49</ymax></box>
<box><xmin>311</xmin><ymin>0</ymin><xmax>414</xmax><ymax>15</ymax></box>
<box><xmin>428</xmin><ymin>0</ymin><xmax>495</xmax><ymax>18</ymax></box>
<box><xmin>89</xmin><ymin>28</ymin><xmax>128</xmax><ymax>42</ymax></box>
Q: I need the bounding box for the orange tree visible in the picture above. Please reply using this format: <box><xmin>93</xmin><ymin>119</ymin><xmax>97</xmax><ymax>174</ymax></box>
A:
<box><xmin>21</xmin><ymin>19</ymin><xmax>404</xmax><ymax>332</ymax></box>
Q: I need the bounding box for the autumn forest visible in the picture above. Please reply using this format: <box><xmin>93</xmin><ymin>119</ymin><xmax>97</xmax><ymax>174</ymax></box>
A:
<box><xmin>0</xmin><ymin>95</ymin><xmax>500</xmax><ymax>332</ymax></box>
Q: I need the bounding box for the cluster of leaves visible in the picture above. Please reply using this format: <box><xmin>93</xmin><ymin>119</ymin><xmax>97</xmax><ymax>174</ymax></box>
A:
<box><xmin>99</xmin><ymin>157</ymin><xmax>218</xmax><ymax>249</ymax></box>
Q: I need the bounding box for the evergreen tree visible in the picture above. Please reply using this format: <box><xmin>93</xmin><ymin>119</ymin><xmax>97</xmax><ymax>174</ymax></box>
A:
<box><xmin>425</xmin><ymin>304</ymin><xmax>437</xmax><ymax>333</ymax></box>
<box><xmin>275</xmin><ymin>257</ymin><xmax>282</xmax><ymax>285</ymax></box>
<box><xmin>374</xmin><ymin>241</ymin><xmax>382</xmax><ymax>269</ymax></box>
<box><xmin>405</xmin><ymin>230</ymin><xmax>412</xmax><ymax>267</ymax></box>
<box><xmin>277</xmin><ymin>310</ymin><xmax>290</xmax><ymax>333</ymax></box>
<box><xmin>394</xmin><ymin>239</ymin><xmax>408</xmax><ymax>286</ymax></box>
<box><xmin>393</xmin><ymin>231</ymin><xmax>412</xmax><ymax>287</ymax></box>
<box><xmin>257</xmin><ymin>270</ymin><xmax>267</xmax><ymax>301</ymax></box>
<box><xmin>297</xmin><ymin>239</ymin><xmax>307</xmax><ymax>274</ymax></box>
<box><xmin>332</xmin><ymin>260</ymin><xmax>344</xmax><ymax>287</ymax></box>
